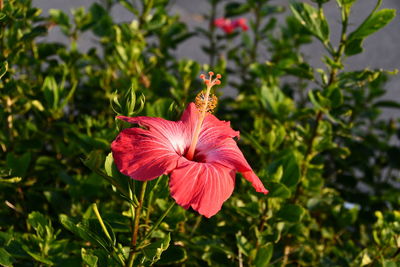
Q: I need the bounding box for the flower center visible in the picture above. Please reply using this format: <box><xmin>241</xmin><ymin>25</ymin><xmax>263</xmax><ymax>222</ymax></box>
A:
<box><xmin>185</xmin><ymin>72</ymin><xmax>221</xmax><ymax>161</ymax></box>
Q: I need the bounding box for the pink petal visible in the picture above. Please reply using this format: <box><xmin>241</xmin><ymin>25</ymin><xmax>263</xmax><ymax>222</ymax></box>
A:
<box><xmin>214</xmin><ymin>17</ymin><xmax>227</xmax><ymax>28</ymax></box>
<box><xmin>180</xmin><ymin>103</ymin><xmax>268</xmax><ymax>194</ymax></box>
<box><xmin>169</xmin><ymin>158</ymin><xmax>235</xmax><ymax>218</ymax></box>
<box><xmin>117</xmin><ymin>116</ymin><xmax>189</xmax><ymax>154</ymax></box>
<box><xmin>111</xmin><ymin>116</ymin><xmax>186</xmax><ymax>181</ymax></box>
<box><xmin>233</xmin><ymin>18</ymin><xmax>249</xmax><ymax>31</ymax></box>
<box><xmin>196</xmin><ymin>137</ymin><xmax>268</xmax><ymax>194</ymax></box>
<box><xmin>223</xmin><ymin>25</ymin><xmax>235</xmax><ymax>34</ymax></box>
<box><xmin>242</xmin><ymin>171</ymin><xmax>269</xmax><ymax>194</ymax></box>
<box><xmin>180</xmin><ymin>103</ymin><xmax>239</xmax><ymax>143</ymax></box>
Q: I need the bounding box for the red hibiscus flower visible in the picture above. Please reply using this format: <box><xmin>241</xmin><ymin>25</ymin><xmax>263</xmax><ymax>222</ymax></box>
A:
<box><xmin>214</xmin><ymin>17</ymin><xmax>249</xmax><ymax>34</ymax></box>
<box><xmin>233</xmin><ymin>18</ymin><xmax>249</xmax><ymax>31</ymax></box>
<box><xmin>214</xmin><ymin>17</ymin><xmax>235</xmax><ymax>34</ymax></box>
<box><xmin>111</xmin><ymin>73</ymin><xmax>268</xmax><ymax>218</ymax></box>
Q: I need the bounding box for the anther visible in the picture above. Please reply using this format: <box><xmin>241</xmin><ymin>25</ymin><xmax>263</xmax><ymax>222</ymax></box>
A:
<box><xmin>216</xmin><ymin>74</ymin><xmax>221</xmax><ymax>79</ymax></box>
<box><xmin>195</xmin><ymin>92</ymin><xmax>218</xmax><ymax>113</ymax></box>
<box><xmin>200</xmin><ymin>74</ymin><xmax>205</xmax><ymax>80</ymax></box>
<box><xmin>208</xmin><ymin>71</ymin><xmax>214</xmax><ymax>76</ymax></box>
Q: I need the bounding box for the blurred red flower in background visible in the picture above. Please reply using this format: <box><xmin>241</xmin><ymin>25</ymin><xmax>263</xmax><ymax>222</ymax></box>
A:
<box><xmin>214</xmin><ymin>17</ymin><xmax>249</xmax><ymax>34</ymax></box>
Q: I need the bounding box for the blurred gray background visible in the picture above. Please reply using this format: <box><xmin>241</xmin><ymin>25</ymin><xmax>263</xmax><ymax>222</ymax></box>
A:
<box><xmin>33</xmin><ymin>0</ymin><xmax>400</xmax><ymax>118</ymax></box>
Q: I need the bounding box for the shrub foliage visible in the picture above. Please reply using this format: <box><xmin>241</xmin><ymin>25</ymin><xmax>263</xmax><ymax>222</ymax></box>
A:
<box><xmin>0</xmin><ymin>0</ymin><xmax>399</xmax><ymax>266</ymax></box>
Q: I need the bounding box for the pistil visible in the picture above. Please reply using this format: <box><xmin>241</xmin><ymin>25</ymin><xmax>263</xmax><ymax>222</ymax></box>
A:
<box><xmin>186</xmin><ymin>72</ymin><xmax>221</xmax><ymax>161</ymax></box>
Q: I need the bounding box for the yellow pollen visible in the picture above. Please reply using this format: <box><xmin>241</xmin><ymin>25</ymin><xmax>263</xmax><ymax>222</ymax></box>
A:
<box><xmin>186</xmin><ymin>71</ymin><xmax>222</xmax><ymax>161</ymax></box>
<box><xmin>195</xmin><ymin>91</ymin><xmax>218</xmax><ymax>113</ymax></box>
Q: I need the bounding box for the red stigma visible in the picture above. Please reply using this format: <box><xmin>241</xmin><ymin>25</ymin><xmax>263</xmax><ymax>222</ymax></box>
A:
<box><xmin>200</xmin><ymin>72</ymin><xmax>222</xmax><ymax>88</ymax></box>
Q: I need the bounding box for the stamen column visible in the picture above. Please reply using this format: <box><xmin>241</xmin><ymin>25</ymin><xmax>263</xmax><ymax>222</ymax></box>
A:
<box><xmin>186</xmin><ymin>72</ymin><xmax>221</xmax><ymax>160</ymax></box>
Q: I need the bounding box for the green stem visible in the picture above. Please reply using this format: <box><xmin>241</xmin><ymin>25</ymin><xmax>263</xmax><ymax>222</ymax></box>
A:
<box><xmin>127</xmin><ymin>181</ymin><xmax>147</xmax><ymax>267</ymax></box>
<box><xmin>139</xmin><ymin>0</ymin><xmax>153</xmax><ymax>28</ymax></box>
<box><xmin>145</xmin><ymin>178</ymin><xmax>161</xmax><ymax>225</ymax></box>
<box><xmin>92</xmin><ymin>203</ymin><xmax>112</xmax><ymax>242</ymax></box>
<box><xmin>93</xmin><ymin>203</ymin><xmax>125</xmax><ymax>265</ymax></box>
<box><xmin>208</xmin><ymin>0</ymin><xmax>217</xmax><ymax>67</ymax></box>
<box><xmin>250</xmin><ymin>2</ymin><xmax>262</xmax><ymax>63</ymax></box>
<box><xmin>138</xmin><ymin>201</ymin><xmax>175</xmax><ymax>249</ymax></box>
<box><xmin>190</xmin><ymin>216</ymin><xmax>202</xmax><ymax>237</ymax></box>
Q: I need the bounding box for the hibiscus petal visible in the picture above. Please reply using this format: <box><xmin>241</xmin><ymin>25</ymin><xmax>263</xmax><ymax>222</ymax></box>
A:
<box><xmin>242</xmin><ymin>171</ymin><xmax>269</xmax><ymax>194</ymax></box>
<box><xmin>117</xmin><ymin>116</ymin><xmax>189</xmax><ymax>154</ymax></box>
<box><xmin>196</xmin><ymin>137</ymin><xmax>268</xmax><ymax>194</ymax></box>
<box><xmin>180</xmin><ymin>103</ymin><xmax>267</xmax><ymax>194</ymax></box>
<box><xmin>111</xmin><ymin>116</ymin><xmax>185</xmax><ymax>181</ymax></box>
<box><xmin>169</xmin><ymin>158</ymin><xmax>236</xmax><ymax>218</ymax></box>
<box><xmin>180</xmin><ymin>103</ymin><xmax>239</xmax><ymax>142</ymax></box>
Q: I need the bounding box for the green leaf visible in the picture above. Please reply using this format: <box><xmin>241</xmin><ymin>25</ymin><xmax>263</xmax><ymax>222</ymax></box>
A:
<box><xmin>0</xmin><ymin>177</ymin><xmax>22</xmax><ymax>183</ymax></box>
<box><xmin>27</xmin><ymin>211</ymin><xmax>49</xmax><ymax>236</ymax></box>
<box><xmin>0</xmin><ymin>61</ymin><xmax>7</xmax><ymax>79</ymax></box>
<box><xmin>49</xmin><ymin>9</ymin><xmax>70</xmax><ymax>27</ymax></box>
<box><xmin>142</xmin><ymin>233</ymin><xmax>171</xmax><ymax>264</ymax></box>
<box><xmin>82</xmin><ymin>152</ymin><xmax>131</xmax><ymax>200</ymax></box>
<box><xmin>265</xmin><ymin>182</ymin><xmax>291</xmax><ymax>198</ymax></box>
<box><xmin>346</xmin><ymin>8</ymin><xmax>396</xmax><ymax>56</ymax></box>
<box><xmin>158</xmin><ymin>245</ymin><xmax>187</xmax><ymax>265</ymax></box>
<box><xmin>277</xmin><ymin>204</ymin><xmax>305</xmax><ymax>222</ymax></box>
<box><xmin>6</xmin><ymin>152</ymin><xmax>31</xmax><ymax>177</ymax></box>
<box><xmin>254</xmin><ymin>243</ymin><xmax>273</xmax><ymax>267</ymax></box>
<box><xmin>104</xmin><ymin>153</ymin><xmax>132</xmax><ymax>199</ymax></box>
<box><xmin>382</xmin><ymin>260</ymin><xmax>398</xmax><ymax>267</ymax></box>
<box><xmin>290</xmin><ymin>2</ymin><xmax>330</xmax><ymax>43</ymax></box>
<box><xmin>0</xmin><ymin>12</ymin><xmax>6</xmax><ymax>21</ymax></box>
<box><xmin>0</xmin><ymin>248</ymin><xmax>14</xmax><ymax>267</ymax></box>
<box><xmin>225</xmin><ymin>2</ymin><xmax>250</xmax><ymax>17</ymax></box>
<box><xmin>344</xmin><ymin>38</ymin><xmax>363</xmax><ymax>56</ymax></box>
<box><xmin>327</xmin><ymin>87</ymin><xmax>343</xmax><ymax>108</ymax></box>
<box><xmin>22</xmin><ymin>248</ymin><xmax>54</xmax><ymax>265</ymax></box>
<box><xmin>360</xmin><ymin>251</ymin><xmax>372</xmax><ymax>266</ymax></box>
<box><xmin>336</xmin><ymin>0</ymin><xmax>357</xmax><ymax>7</ymax></box>
<box><xmin>267</xmin><ymin>152</ymin><xmax>300</xmax><ymax>188</ymax></box>
<box><xmin>81</xmin><ymin>248</ymin><xmax>98</xmax><ymax>267</ymax></box>
<box><xmin>42</xmin><ymin>76</ymin><xmax>59</xmax><ymax>109</ymax></box>
<box><xmin>374</xmin><ymin>100</ymin><xmax>400</xmax><ymax>109</ymax></box>
<box><xmin>22</xmin><ymin>26</ymin><xmax>47</xmax><ymax>41</ymax></box>
<box><xmin>280</xmin><ymin>154</ymin><xmax>301</xmax><ymax>188</ymax></box>
<box><xmin>90</xmin><ymin>3</ymin><xmax>114</xmax><ymax>36</ymax></box>
<box><xmin>59</xmin><ymin>214</ymin><xmax>113</xmax><ymax>252</ymax></box>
